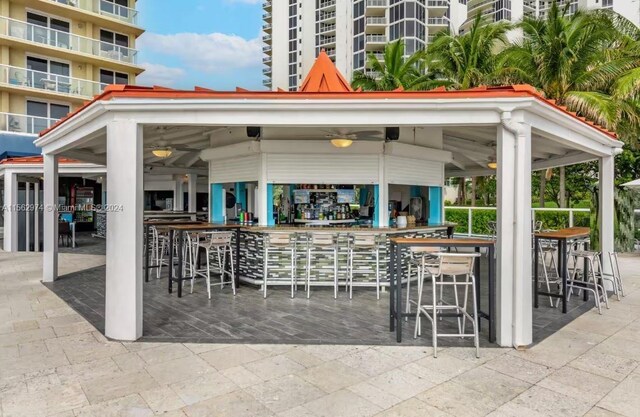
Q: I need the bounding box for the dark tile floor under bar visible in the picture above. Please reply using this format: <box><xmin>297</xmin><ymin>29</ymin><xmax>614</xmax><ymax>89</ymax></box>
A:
<box><xmin>45</xmin><ymin>233</ymin><xmax>596</xmax><ymax>347</ymax></box>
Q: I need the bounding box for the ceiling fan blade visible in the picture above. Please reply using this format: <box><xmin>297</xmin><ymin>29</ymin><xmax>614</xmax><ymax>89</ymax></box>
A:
<box><xmin>172</xmin><ymin>146</ymin><xmax>199</xmax><ymax>152</ymax></box>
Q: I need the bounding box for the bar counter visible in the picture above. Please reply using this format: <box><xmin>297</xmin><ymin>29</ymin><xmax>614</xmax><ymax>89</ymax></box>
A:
<box><xmin>236</xmin><ymin>223</ymin><xmax>454</xmax><ymax>288</ymax></box>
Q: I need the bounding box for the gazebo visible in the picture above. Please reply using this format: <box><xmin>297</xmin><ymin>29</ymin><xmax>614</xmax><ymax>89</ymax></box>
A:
<box><xmin>34</xmin><ymin>52</ymin><xmax>623</xmax><ymax>348</ymax></box>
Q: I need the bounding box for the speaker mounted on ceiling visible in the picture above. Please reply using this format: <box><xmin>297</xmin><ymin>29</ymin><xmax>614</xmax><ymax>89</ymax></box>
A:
<box><xmin>385</xmin><ymin>127</ymin><xmax>400</xmax><ymax>141</ymax></box>
<box><xmin>246</xmin><ymin>126</ymin><xmax>262</xmax><ymax>139</ymax></box>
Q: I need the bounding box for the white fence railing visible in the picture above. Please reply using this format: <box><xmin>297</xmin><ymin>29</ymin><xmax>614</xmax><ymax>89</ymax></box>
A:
<box><xmin>444</xmin><ymin>206</ymin><xmax>591</xmax><ymax>237</ymax></box>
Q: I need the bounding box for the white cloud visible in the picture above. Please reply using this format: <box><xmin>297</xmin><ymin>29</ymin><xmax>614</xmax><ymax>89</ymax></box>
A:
<box><xmin>136</xmin><ymin>63</ymin><xmax>186</xmax><ymax>87</ymax></box>
<box><xmin>138</xmin><ymin>32</ymin><xmax>262</xmax><ymax>73</ymax></box>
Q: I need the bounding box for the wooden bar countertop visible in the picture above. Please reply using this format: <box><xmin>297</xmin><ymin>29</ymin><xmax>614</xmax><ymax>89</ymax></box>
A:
<box><xmin>535</xmin><ymin>227</ymin><xmax>590</xmax><ymax>240</ymax></box>
<box><xmin>390</xmin><ymin>237</ymin><xmax>494</xmax><ymax>245</ymax></box>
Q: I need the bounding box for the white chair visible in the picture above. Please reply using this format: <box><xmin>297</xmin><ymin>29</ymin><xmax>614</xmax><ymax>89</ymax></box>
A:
<box><xmin>306</xmin><ymin>232</ymin><xmax>339</xmax><ymax>299</ymax></box>
<box><xmin>263</xmin><ymin>232</ymin><xmax>297</xmax><ymax>298</ymax></box>
<box><xmin>414</xmin><ymin>252</ymin><xmax>481</xmax><ymax>358</ymax></box>
<box><xmin>346</xmin><ymin>233</ymin><xmax>382</xmax><ymax>299</ymax></box>
<box><xmin>192</xmin><ymin>231</ymin><xmax>236</xmax><ymax>299</ymax></box>
<box><xmin>604</xmin><ymin>251</ymin><xmax>625</xmax><ymax>300</ymax></box>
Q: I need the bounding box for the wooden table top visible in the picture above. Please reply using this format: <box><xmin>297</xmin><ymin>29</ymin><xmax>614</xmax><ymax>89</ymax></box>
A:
<box><xmin>390</xmin><ymin>237</ymin><xmax>495</xmax><ymax>246</ymax></box>
<box><xmin>535</xmin><ymin>227</ymin><xmax>590</xmax><ymax>240</ymax></box>
<box><xmin>143</xmin><ymin>220</ymin><xmax>202</xmax><ymax>226</ymax></box>
<box><xmin>165</xmin><ymin>223</ymin><xmax>245</xmax><ymax>231</ymax></box>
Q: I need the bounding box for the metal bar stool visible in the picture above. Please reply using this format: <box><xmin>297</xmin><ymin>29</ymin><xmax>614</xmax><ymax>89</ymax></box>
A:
<box><xmin>263</xmin><ymin>232</ymin><xmax>297</xmax><ymax>298</ymax></box>
<box><xmin>567</xmin><ymin>244</ymin><xmax>609</xmax><ymax>314</ymax></box>
<box><xmin>346</xmin><ymin>233</ymin><xmax>382</xmax><ymax>299</ymax></box>
<box><xmin>405</xmin><ymin>246</ymin><xmax>441</xmax><ymax>319</ymax></box>
<box><xmin>306</xmin><ymin>232</ymin><xmax>339</xmax><ymax>299</ymax></box>
<box><xmin>537</xmin><ymin>238</ymin><xmax>561</xmax><ymax>307</ymax></box>
<box><xmin>604</xmin><ymin>251</ymin><xmax>625</xmax><ymax>300</ymax></box>
<box><xmin>193</xmin><ymin>231</ymin><xmax>236</xmax><ymax>299</ymax></box>
<box><xmin>414</xmin><ymin>252</ymin><xmax>481</xmax><ymax>358</ymax></box>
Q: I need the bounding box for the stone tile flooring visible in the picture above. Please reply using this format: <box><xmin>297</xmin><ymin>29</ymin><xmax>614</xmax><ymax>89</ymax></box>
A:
<box><xmin>44</xmin><ymin>251</ymin><xmax>594</xmax><ymax>347</ymax></box>
<box><xmin>1</xmin><ymin>250</ymin><xmax>639</xmax><ymax>416</ymax></box>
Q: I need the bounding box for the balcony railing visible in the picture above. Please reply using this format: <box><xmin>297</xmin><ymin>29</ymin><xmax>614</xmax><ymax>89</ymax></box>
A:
<box><xmin>263</xmin><ymin>44</ymin><xmax>272</xmax><ymax>53</ymax></box>
<box><xmin>263</xmin><ymin>56</ymin><xmax>271</xmax><ymax>63</ymax></box>
<box><xmin>263</xmin><ymin>0</ymin><xmax>272</xmax><ymax>9</ymax></box>
<box><xmin>0</xmin><ymin>64</ymin><xmax>103</xmax><ymax>98</ymax></box>
<box><xmin>426</xmin><ymin>0</ymin><xmax>450</xmax><ymax>7</ymax></box>
<box><xmin>366</xmin><ymin>17</ymin><xmax>387</xmax><ymax>25</ymax></box>
<box><xmin>366</xmin><ymin>34</ymin><xmax>387</xmax><ymax>43</ymax></box>
<box><xmin>0</xmin><ymin>112</ymin><xmax>59</xmax><ymax>135</ymax></box>
<box><xmin>427</xmin><ymin>16</ymin><xmax>450</xmax><ymax>25</ymax></box>
<box><xmin>51</xmin><ymin>0</ymin><xmax>139</xmax><ymax>26</ymax></box>
<box><xmin>262</xmin><ymin>67</ymin><xmax>271</xmax><ymax>75</ymax></box>
<box><xmin>318</xmin><ymin>36</ymin><xmax>336</xmax><ymax>46</ymax></box>
<box><xmin>0</xmin><ymin>16</ymin><xmax>138</xmax><ymax>65</ymax></box>
<box><xmin>320</xmin><ymin>23</ymin><xmax>336</xmax><ymax>33</ymax></box>
<box><xmin>318</xmin><ymin>0</ymin><xmax>336</xmax><ymax>9</ymax></box>
<box><xmin>366</xmin><ymin>0</ymin><xmax>388</xmax><ymax>7</ymax></box>
<box><xmin>319</xmin><ymin>11</ymin><xmax>336</xmax><ymax>20</ymax></box>
<box><xmin>263</xmin><ymin>12</ymin><xmax>271</xmax><ymax>20</ymax></box>
<box><xmin>263</xmin><ymin>22</ymin><xmax>272</xmax><ymax>31</ymax></box>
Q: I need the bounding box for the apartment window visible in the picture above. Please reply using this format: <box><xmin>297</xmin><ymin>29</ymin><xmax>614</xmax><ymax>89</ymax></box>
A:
<box><xmin>100</xmin><ymin>29</ymin><xmax>130</xmax><ymax>58</ymax></box>
<box><xmin>26</xmin><ymin>56</ymin><xmax>70</xmax><ymax>91</ymax></box>
<box><xmin>100</xmin><ymin>69</ymin><xmax>128</xmax><ymax>87</ymax></box>
<box><xmin>26</xmin><ymin>100</ymin><xmax>69</xmax><ymax>133</ymax></box>
<box><xmin>101</xmin><ymin>0</ymin><xmax>130</xmax><ymax>19</ymax></box>
<box><xmin>26</xmin><ymin>12</ymin><xmax>70</xmax><ymax>48</ymax></box>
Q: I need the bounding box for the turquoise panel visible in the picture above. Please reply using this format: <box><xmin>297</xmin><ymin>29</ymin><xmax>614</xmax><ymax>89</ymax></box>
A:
<box><xmin>428</xmin><ymin>186</ymin><xmax>443</xmax><ymax>224</ymax></box>
<box><xmin>266</xmin><ymin>183</ymin><xmax>275</xmax><ymax>226</ymax></box>
<box><xmin>211</xmin><ymin>183</ymin><xmax>224</xmax><ymax>222</ymax></box>
<box><xmin>410</xmin><ymin>186</ymin><xmax>421</xmax><ymax>198</ymax></box>
<box><xmin>235</xmin><ymin>182</ymin><xmax>246</xmax><ymax>210</ymax></box>
<box><xmin>373</xmin><ymin>184</ymin><xmax>380</xmax><ymax>226</ymax></box>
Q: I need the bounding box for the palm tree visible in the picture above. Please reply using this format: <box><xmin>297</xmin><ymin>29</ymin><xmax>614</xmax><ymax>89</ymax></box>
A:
<box><xmin>351</xmin><ymin>40</ymin><xmax>438</xmax><ymax>91</ymax></box>
<box><xmin>424</xmin><ymin>14</ymin><xmax>511</xmax><ymax>90</ymax></box>
<box><xmin>498</xmin><ymin>2</ymin><xmax>640</xmax><ymax>133</ymax></box>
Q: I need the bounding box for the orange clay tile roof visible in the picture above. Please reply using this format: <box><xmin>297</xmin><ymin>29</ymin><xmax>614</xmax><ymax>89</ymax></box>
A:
<box><xmin>39</xmin><ymin>54</ymin><xmax>617</xmax><ymax>140</ymax></box>
<box><xmin>0</xmin><ymin>156</ymin><xmax>80</xmax><ymax>165</ymax></box>
<box><xmin>299</xmin><ymin>50</ymin><xmax>354</xmax><ymax>93</ymax></box>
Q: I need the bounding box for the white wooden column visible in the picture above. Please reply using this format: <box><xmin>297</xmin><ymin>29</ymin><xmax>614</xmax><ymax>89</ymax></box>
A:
<box><xmin>34</xmin><ymin>181</ymin><xmax>40</xmax><ymax>252</ymax></box>
<box><xmin>378</xmin><ymin>154</ymin><xmax>388</xmax><ymax>227</ymax></box>
<box><xmin>105</xmin><ymin>120</ymin><xmax>144</xmax><ymax>341</ymax></box>
<box><xmin>3</xmin><ymin>171</ymin><xmax>18</xmax><ymax>252</ymax></box>
<box><xmin>43</xmin><ymin>154</ymin><xmax>59</xmax><ymax>282</ymax></box>
<box><xmin>496</xmin><ymin>118</ymin><xmax>533</xmax><ymax>348</ymax></box>
<box><xmin>258</xmin><ymin>153</ymin><xmax>268</xmax><ymax>226</ymax></box>
<box><xmin>173</xmin><ymin>176</ymin><xmax>184</xmax><ymax>211</ymax></box>
<box><xmin>599</xmin><ymin>155</ymin><xmax>615</xmax><ymax>277</ymax></box>
<box><xmin>187</xmin><ymin>174</ymin><xmax>197</xmax><ymax>212</ymax></box>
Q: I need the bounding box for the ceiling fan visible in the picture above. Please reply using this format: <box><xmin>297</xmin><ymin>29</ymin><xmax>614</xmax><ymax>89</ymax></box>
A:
<box><xmin>145</xmin><ymin>141</ymin><xmax>200</xmax><ymax>158</ymax></box>
<box><xmin>321</xmin><ymin>128</ymin><xmax>384</xmax><ymax>148</ymax></box>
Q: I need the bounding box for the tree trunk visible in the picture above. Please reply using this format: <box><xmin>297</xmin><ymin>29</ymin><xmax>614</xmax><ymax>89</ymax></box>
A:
<box><xmin>559</xmin><ymin>166</ymin><xmax>566</xmax><ymax>208</ymax></box>
<box><xmin>471</xmin><ymin>177</ymin><xmax>476</xmax><ymax>207</ymax></box>
<box><xmin>457</xmin><ymin>177</ymin><xmax>466</xmax><ymax>205</ymax></box>
<box><xmin>539</xmin><ymin>172</ymin><xmax>546</xmax><ymax>207</ymax></box>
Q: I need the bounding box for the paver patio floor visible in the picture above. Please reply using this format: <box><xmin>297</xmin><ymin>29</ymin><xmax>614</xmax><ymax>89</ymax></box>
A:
<box><xmin>1</xmin><ymin>250</ymin><xmax>639</xmax><ymax>416</ymax></box>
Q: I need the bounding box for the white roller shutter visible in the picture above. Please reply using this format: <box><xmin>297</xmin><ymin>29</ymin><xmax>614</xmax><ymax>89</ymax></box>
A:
<box><xmin>209</xmin><ymin>155</ymin><xmax>259</xmax><ymax>183</ymax></box>
<box><xmin>266</xmin><ymin>153</ymin><xmax>379</xmax><ymax>184</ymax></box>
<box><xmin>385</xmin><ymin>156</ymin><xmax>443</xmax><ymax>186</ymax></box>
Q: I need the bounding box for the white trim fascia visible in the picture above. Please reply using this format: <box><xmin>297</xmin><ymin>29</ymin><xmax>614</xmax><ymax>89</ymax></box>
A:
<box><xmin>0</xmin><ymin>163</ymin><xmax>106</xmax><ymax>176</ymax></box>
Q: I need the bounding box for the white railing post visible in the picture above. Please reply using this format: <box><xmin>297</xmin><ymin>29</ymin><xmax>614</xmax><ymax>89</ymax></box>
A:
<box><xmin>467</xmin><ymin>208</ymin><xmax>472</xmax><ymax>237</ymax></box>
<box><xmin>569</xmin><ymin>210</ymin><xmax>574</xmax><ymax>227</ymax></box>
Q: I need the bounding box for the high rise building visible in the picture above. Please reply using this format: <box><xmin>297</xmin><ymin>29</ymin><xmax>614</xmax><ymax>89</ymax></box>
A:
<box><xmin>263</xmin><ymin>0</ymin><xmax>467</xmax><ymax>91</ymax></box>
<box><xmin>462</xmin><ymin>0</ymin><xmax>639</xmax><ymax>32</ymax></box>
<box><xmin>0</xmin><ymin>0</ymin><xmax>144</xmax><ymax>141</ymax></box>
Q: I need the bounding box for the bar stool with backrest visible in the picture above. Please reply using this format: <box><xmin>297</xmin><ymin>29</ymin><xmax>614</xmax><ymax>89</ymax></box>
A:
<box><xmin>263</xmin><ymin>232</ymin><xmax>298</xmax><ymax>298</ymax></box>
<box><xmin>537</xmin><ymin>237</ymin><xmax>561</xmax><ymax>307</ymax></box>
<box><xmin>604</xmin><ymin>251</ymin><xmax>625</xmax><ymax>300</ymax></box>
<box><xmin>405</xmin><ymin>246</ymin><xmax>441</xmax><ymax>319</ymax></box>
<box><xmin>306</xmin><ymin>232</ymin><xmax>339</xmax><ymax>299</ymax></box>
<box><xmin>346</xmin><ymin>233</ymin><xmax>382</xmax><ymax>299</ymax></box>
<box><xmin>414</xmin><ymin>252</ymin><xmax>481</xmax><ymax>358</ymax></box>
<box><xmin>566</xmin><ymin>238</ymin><xmax>608</xmax><ymax>314</ymax></box>
<box><xmin>192</xmin><ymin>231</ymin><xmax>236</xmax><ymax>299</ymax></box>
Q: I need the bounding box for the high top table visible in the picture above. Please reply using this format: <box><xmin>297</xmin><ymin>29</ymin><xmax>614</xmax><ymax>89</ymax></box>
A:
<box><xmin>534</xmin><ymin>227</ymin><xmax>591</xmax><ymax>313</ymax></box>
<box><xmin>144</xmin><ymin>220</ymin><xmax>203</xmax><ymax>283</ymax></box>
<box><xmin>388</xmin><ymin>237</ymin><xmax>496</xmax><ymax>343</ymax></box>
<box><xmin>164</xmin><ymin>223</ymin><xmax>246</xmax><ymax>298</ymax></box>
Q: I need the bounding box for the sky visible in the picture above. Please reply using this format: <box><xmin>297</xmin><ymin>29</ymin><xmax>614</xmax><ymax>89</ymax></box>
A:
<box><xmin>135</xmin><ymin>0</ymin><xmax>264</xmax><ymax>91</ymax></box>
